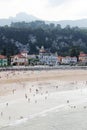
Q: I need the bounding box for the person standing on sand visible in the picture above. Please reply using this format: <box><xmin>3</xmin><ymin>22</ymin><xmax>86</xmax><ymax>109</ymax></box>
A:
<box><xmin>6</xmin><ymin>103</ymin><xmax>8</xmax><ymax>106</ymax></box>
<box><xmin>25</xmin><ymin>94</ymin><xmax>27</xmax><ymax>99</ymax></box>
<box><xmin>1</xmin><ymin>112</ymin><xmax>3</xmax><ymax>116</ymax></box>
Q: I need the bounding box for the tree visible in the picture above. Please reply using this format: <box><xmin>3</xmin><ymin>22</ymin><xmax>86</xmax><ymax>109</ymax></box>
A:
<box><xmin>1</xmin><ymin>48</ymin><xmax>7</xmax><ymax>55</ymax></box>
<box><xmin>56</xmin><ymin>24</ymin><xmax>61</xmax><ymax>30</ymax></box>
<box><xmin>69</xmin><ymin>46</ymin><xmax>80</xmax><ymax>61</ymax></box>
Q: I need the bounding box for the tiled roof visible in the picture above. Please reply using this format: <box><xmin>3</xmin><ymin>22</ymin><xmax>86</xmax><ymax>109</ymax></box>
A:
<box><xmin>17</xmin><ymin>54</ymin><xmax>26</xmax><ymax>58</ymax></box>
<box><xmin>79</xmin><ymin>54</ymin><xmax>87</xmax><ymax>57</ymax></box>
<box><xmin>11</xmin><ymin>54</ymin><xmax>26</xmax><ymax>58</ymax></box>
<box><xmin>0</xmin><ymin>55</ymin><xmax>7</xmax><ymax>59</ymax></box>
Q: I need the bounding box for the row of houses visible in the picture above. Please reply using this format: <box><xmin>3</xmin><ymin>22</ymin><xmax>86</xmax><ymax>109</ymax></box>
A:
<box><xmin>0</xmin><ymin>47</ymin><xmax>87</xmax><ymax>67</ymax></box>
<box><xmin>10</xmin><ymin>47</ymin><xmax>78</xmax><ymax>66</ymax></box>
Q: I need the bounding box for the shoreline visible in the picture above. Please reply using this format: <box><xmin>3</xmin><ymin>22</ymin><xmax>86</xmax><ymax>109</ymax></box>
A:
<box><xmin>0</xmin><ymin>65</ymin><xmax>87</xmax><ymax>72</ymax></box>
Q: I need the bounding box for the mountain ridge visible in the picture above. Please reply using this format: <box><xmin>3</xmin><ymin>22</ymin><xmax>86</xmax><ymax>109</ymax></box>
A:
<box><xmin>0</xmin><ymin>12</ymin><xmax>87</xmax><ymax>28</ymax></box>
<box><xmin>0</xmin><ymin>12</ymin><xmax>39</xmax><ymax>26</ymax></box>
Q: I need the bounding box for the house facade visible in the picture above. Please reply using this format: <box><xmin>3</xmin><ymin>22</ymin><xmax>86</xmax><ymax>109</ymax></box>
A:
<box><xmin>38</xmin><ymin>46</ymin><xmax>59</xmax><ymax>65</ymax></box>
<box><xmin>11</xmin><ymin>52</ymin><xmax>28</xmax><ymax>65</ymax></box>
<box><xmin>79</xmin><ymin>52</ymin><xmax>87</xmax><ymax>63</ymax></box>
<box><xmin>39</xmin><ymin>55</ymin><xmax>59</xmax><ymax>65</ymax></box>
<box><xmin>0</xmin><ymin>55</ymin><xmax>8</xmax><ymax>66</ymax></box>
<box><xmin>61</xmin><ymin>56</ymin><xmax>77</xmax><ymax>64</ymax></box>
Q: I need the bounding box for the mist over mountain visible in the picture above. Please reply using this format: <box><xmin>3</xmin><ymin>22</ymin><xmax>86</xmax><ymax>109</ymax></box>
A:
<box><xmin>9</xmin><ymin>12</ymin><xmax>39</xmax><ymax>22</ymax></box>
<box><xmin>52</xmin><ymin>19</ymin><xmax>87</xmax><ymax>28</ymax></box>
<box><xmin>0</xmin><ymin>12</ymin><xmax>39</xmax><ymax>26</ymax></box>
<box><xmin>0</xmin><ymin>12</ymin><xmax>87</xmax><ymax>28</ymax></box>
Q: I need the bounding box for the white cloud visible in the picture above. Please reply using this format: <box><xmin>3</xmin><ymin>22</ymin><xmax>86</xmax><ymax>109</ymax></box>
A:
<box><xmin>43</xmin><ymin>0</ymin><xmax>87</xmax><ymax>20</ymax></box>
<box><xmin>47</xmin><ymin>0</ymin><xmax>69</xmax><ymax>7</ymax></box>
<box><xmin>0</xmin><ymin>0</ymin><xmax>87</xmax><ymax>20</ymax></box>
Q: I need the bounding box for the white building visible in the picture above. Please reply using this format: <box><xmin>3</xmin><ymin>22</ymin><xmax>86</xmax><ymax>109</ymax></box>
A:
<box><xmin>11</xmin><ymin>51</ymin><xmax>28</xmax><ymax>65</ymax></box>
<box><xmin>70</xmin><ymin>57</ymin><xmax>77</xmax><ymax>63</ymax></box>
<box><xmin>61</xmin><ymin>56</ymin><xmax>77</xmax><ymax>64</ymax></box>
<box><xmin>39</xmin><ymin>55</ymin><xmax>58</xmax><ymax>65</ymax></box>
<box><xmin>38</xmin><ymin>46</ymin><xmax>59</xmax><ymax>65</ymax></box>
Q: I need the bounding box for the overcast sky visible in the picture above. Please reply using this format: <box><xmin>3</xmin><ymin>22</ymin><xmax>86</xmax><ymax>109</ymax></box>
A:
<box><xmin>0</xmin><ymin>0</ymin><xmax>87</xmax><ymax>21</ymax></box>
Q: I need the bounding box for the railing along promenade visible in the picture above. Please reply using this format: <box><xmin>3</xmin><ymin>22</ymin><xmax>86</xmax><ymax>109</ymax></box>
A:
<box><xmin>0</xmin><ymin>65</ymin><xmax>87</xmax><ymax>72</ymax></box>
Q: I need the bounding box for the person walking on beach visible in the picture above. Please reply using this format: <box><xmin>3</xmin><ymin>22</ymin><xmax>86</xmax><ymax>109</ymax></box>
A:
<box><xmin>1</xmin><ymin>112</ymin><xmax>3</xmax><ymax>116</ymax></box>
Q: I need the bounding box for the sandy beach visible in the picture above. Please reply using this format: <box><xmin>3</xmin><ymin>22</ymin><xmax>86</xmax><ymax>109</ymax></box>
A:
<box><xmin>0</xmin><ymin>69</ymin><xmax>87</xmax><ymax>130</ymax></box>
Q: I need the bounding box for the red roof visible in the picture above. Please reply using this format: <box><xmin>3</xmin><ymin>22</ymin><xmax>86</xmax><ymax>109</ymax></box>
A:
<box><xmin>0</xmin><ymin>55</ymin><xmax>7</xmax><ymax>59</ymax></box>
<box><xmin>11</xmin><ymin>54</ymin><xmax>26</xmax><ymax>58</ymax></box>
<box><xmin>79</xmin><ymin>53</ymin><xmax>87</xmax><ymax>57</ymax></box>
<box><xmin>17</xmin><ymin>54</ymin><xmax>26</xmax><ymax>58</ymax></box>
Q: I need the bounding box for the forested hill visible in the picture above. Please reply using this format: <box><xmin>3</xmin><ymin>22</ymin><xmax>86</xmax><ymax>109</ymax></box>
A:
<box><xmin>0</xmin><ymin>21</ymin><xmax>87</xmax><ymax>56</ymax></box>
